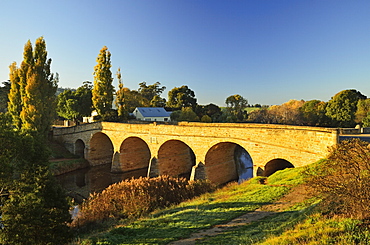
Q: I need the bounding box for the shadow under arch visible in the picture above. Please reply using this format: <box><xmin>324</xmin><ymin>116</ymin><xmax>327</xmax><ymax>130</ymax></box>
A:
<box><xmin>75</xmin><ymin>139</ymin><xmax>85</xmax><ymax>158</ymax></box>
<box><xmin>204</xmin><ymin>142</ymin><xmax>253</xmax><ymax>185</ymax></box>
<box><xmin>88</xmin><ymin>132</ymin><xmax>114</xmax><ymax>166</ymax></box>
<box><xmin>112</xmin><ymin>136</ymin><xmax>151</xmax><ymax>173</ymax></box>
<box><xmin>264</xmin><ymin>158</ymin><xmax>294</xmax><ymax>177</ymax></box>
<box><xmin>158</xmin><ymin>140</ymin><xmax>196</xmax><ymax>179</ymax></box>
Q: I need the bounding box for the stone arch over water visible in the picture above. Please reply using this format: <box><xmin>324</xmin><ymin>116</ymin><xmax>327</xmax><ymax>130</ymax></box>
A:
<box><xmin>88</xmin><ymin>132</ymin><xmax>114</xmax><ymax>166</ymax></box>
<box><xmin>112</xmin><ymin>137</ymin><xmax>151</xmax><ymax>173</ymax></box>
<box><xmin>157</xmin><ymin>140</ymin><xmax>196</xmax><ymax>179</ymax></box>
<box><xmin>204</xmin><ymin>142</ymin><xmax>253</xmax><ymax>185</ymax></box>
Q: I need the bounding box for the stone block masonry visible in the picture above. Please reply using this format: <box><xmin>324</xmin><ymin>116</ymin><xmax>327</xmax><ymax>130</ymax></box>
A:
<box><xmin>53</xmin><ymin>122</ymin><xmax>338</xmax><ymax>185</ymax></box>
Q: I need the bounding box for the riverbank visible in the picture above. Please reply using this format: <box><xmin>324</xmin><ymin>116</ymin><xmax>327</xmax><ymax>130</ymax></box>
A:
<box><xmin>50</xmin><ymin>158</ymin><xmax>89</xmax><ymax>176</ymax></box>
<box><xmin>48</xmin><ymin>138</ymin><xmax>89</xmax><ymax>176</ymax></box>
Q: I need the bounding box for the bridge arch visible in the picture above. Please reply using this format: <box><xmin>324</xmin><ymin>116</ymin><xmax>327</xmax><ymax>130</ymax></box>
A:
<box><xmin>75</xmin><ymin>139</ymin><xmax>85</xmax><ymax>158</ymax></box>
<box><xmin>157</xmin><ymin>140</ymin><xmax>196</xmax><ymax>179</ymax></box>
<box><xmin>204</xmin><ymin>142</ymin><xmax>253</xmax><ymax>185</ymax></box>
<box><xmin>264</xmin><ymin>158</ymin><xmax>294</xmax><ymax>177</ymax></box>
<box><xmin>87</xmin><ymin>132</ymin><xmax>114</xmax><ymax>166</ymax></box>
<box><xmin>112</xmin><ymin>137</ymin><xmax>151</xmax><ymax>173</ymax></box>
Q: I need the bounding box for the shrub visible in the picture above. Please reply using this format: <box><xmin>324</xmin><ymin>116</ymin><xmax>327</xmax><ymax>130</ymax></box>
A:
<box><xmin>305</xmin><ymin>138</ymin><xmax>370</xmax><ymax>219</ymax></box>
<box><xmin>71</xmin><ymin>176</ymin><xmax>215</xmax><ymax>228</ymax></box>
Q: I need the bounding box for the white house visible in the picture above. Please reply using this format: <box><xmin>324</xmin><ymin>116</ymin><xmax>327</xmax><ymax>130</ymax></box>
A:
<box><xmin>133</xmin><ymin>107</ymin><xmax>171</xmax><ymax>122</ymax></box>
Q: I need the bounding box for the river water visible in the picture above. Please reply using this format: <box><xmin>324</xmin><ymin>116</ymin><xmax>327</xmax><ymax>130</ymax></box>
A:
<box><xmin>56</xmin><ymin>164</ymin><xmax>148</xmax><ymax>203</ymax></box>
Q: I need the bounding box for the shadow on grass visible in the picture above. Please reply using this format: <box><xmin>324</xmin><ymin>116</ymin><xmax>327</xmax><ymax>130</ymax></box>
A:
<box><xmin>96</xmin><ymin>201</ymin><xmax>273</xmax><ymax>245</ymax></box>
<box><xmin>198</xmin><ymin>207</ymin><xmax>313</xmax><ymax>245</ymax></box>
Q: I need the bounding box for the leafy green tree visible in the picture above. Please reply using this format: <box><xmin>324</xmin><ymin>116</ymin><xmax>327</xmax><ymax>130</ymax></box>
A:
<box><xmin>326</xmin><ymin>89</ymin><xmax>366</xmax><ymax>127</ymax></box>
<box><xmin>201</xmin><ymin>115</ymin><xmax>212</xmax><ymax>123</ymax></box>
<box><xmin>170</xmin><ymin>107</ymin><xmax>199</xmax><ymax>122</ymax></box>
<box><xmin>167</xmin><ymin>85</ymin><xmax>197</xmax><ymax>109</ymax></box>
<box><xmin>75</xmin><ymin>81</ymin><xmax>93</xmax><ymax>117</ymax></box>
<box><xmin>194</xmin><ymin>104</ymin><xmax>222</xmax><ymax>122</ymax></box>
<box><xmin>225</xmin><ymin>94</ymin><xmax>248</xmax><ymax>121</ymax></box>
<box><xmin>138</xmin><ymin>81</ymin><xmax>166</xmax><ymax>105</ymax></box>
<box><xmin>1</xmin><ymin>165</ymin><xmax>72</xmax><ymax>244</ymax></box>
<box><xmin>123</xmin><ymin>88</ymin><xmax>148</xmax><ymax>113</ymax></box>
<box><xmin>7</xmin><ymin>38</ymin><xmax>58</xmax><ymax>137</ymax></box>
<box><xmin>355</xmin><ymin>98</ymin><xmax>370</xmax><ymax>126</ymax></box>
<box><xmin>150</xmin><ymin>95</ymin><xmax>167</xmax><ymax>107</ymax></box>
<box><xmin>0</xmin><ymin>115</ymin><xmax>72</xmax><ymax>244</ymax></box>
<box><xmin>92</xmin><ymin>46</ymin><xmax>114</xmax><ymax>118</ymax></box>
<box><xmin>57</xmin><ymin>81</ymin><xmax>93</xmax><ymax>123</ymax></box>
<box><xmin>299</xmin><ymin>100</ymin><xmax>326</xmax><ymax>126</ymax></box>
<box><xmin>0</xmin><ymin>81</ymin><xmax>10</xmax><ymax>113</ymax></box>
<box><xmin>56</xmin><ymin>89</ymin><xmax>79</xmax><ymax>121</ymax></box>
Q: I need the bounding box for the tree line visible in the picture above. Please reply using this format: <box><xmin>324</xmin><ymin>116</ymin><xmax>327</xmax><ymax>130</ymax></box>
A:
<box><xmin>248</xmin><ymin>89</ymin><xmax>369</xmax><ymax>128</ymax></box>
<box><xmin>0</xmin><ymin>36</ymin><xmax>369</xmax><ymax>244</ymax></box>
<box><xmin>2</xmin><ymin>39</ymin><xmax>370</xmax><ymax>129</ymax></box>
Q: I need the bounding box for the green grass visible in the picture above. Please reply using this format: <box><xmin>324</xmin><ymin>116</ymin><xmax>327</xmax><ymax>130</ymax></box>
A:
<box><xmin>258</xmin><ymin>214</ymin><xmax>370</xmax><ymax>245</ymax></box>
<box><xmin>245</xmin><ymin>107</ymin><xmax>262</xmax><ymax>113</ymax></box>
<box><xmin>74</xmin><ymin>168</ymin><xmax>304</xmax><ymax>244</ymax></box>
<box><xmin>73</xmin><ymin>166</ymin><xmax>370</xmax><ymax>245</ymax></box>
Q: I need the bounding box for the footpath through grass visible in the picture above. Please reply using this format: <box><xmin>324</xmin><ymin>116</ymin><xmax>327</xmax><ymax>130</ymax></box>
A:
<box><xmin>74</xmin><ymin>167</ymin><xmax>304</xmax><ymax>244</ymax></box>
<box><xmin>73</xmin><ymin>162</ymin><xmax>370</xmax><ymax>245</ymax></box>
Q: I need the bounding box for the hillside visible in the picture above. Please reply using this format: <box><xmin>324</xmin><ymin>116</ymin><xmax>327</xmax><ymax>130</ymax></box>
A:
<box><xmin>73</xmin><ymin>164</ymin><xmax>370</xmax><ymax>244</ymax></box>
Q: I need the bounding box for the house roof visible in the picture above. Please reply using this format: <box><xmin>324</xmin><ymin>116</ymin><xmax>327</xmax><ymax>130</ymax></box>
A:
<box><xmin>135</xmin><ymin>107</ymin><xmax>171</xmax><ymax>117</ymax></box>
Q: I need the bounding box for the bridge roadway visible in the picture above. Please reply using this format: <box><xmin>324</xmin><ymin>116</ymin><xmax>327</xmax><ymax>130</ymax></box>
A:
<box><xmin>52</xmin><ymin>122</ymin><xmax>339</xmax><ymax>185</ymax></box>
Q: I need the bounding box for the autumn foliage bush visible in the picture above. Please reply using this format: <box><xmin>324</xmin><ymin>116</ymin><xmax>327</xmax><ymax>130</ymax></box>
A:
<box><xmin>305</xmin><ymin>138</ymin><xmax>370</xmax><ymax>219</ymax></box>
<box><xmin>71</xmin><ymin>175</ymin><xmax>215</xmax><ymax>228</ymax></box>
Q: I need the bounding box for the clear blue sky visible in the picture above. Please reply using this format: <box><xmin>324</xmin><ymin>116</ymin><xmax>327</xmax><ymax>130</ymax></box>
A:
<box><xmin>1</xmin><ymin>0</ymin><xmax>370</xmax><ymax>106</ymax></box>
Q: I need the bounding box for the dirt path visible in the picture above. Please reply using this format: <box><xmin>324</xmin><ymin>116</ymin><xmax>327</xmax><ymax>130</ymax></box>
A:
<box><xmin>169</xmin><ymin>184</ymin><xmax>310</xmax><ymax>245</ymax></box>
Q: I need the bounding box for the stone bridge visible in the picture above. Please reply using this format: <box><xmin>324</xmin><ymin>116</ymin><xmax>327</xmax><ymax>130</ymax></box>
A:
<box><xmin>52</xmin><ymin>122</ymin><xmax>339</xmax><ymax>185</ymax></box>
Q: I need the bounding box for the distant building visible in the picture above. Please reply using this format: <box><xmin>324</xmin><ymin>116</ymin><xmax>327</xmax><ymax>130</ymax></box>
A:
<box><xmin>133</xmin><ymin>107</ymin><xmax>171</xmax><ymax>122</ymax></box>
<box><xmin>83</xmin><ymin>110</ymin><xmax>98</xmax><ymax>123</ymax></box>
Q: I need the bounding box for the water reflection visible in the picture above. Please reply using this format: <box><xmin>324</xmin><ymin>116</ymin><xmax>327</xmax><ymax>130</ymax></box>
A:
<box><xmin>56</xmin><ymin>164</ymin><xmax>148</xmax><ymax>202</ymax></box>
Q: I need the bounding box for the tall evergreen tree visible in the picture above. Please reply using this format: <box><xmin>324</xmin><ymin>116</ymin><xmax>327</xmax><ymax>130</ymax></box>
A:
<box><xmin>92</xmin><ymin>46</ymin><xmax>114</xmax><ymax>118</ymax></box>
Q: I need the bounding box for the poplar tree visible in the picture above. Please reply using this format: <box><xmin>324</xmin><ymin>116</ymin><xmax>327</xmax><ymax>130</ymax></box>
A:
<box><xmin>92</xmin><ymin>46</ymin><xmax>114</xmax><ymax>118</ymax></box>
<box><xmin>7</xmin><ymin>62</ymin><xmax>22</xmax><ymax>129</ymax></box>
<box><xmin>115</xmin><ymin>68</ymin><xmax>128</xmax><ymax>120</ymax></box>
<box><xmin>7</xmin><ymin>37</ymin><xmax>57</xmax><ymax>137</ymax></box>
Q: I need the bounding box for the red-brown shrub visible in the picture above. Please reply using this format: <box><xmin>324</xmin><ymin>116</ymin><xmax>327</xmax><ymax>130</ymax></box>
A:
<box><xmin>71</xmin><ymin>176</ymin><xmax>215</xmax><ymax>228</ymax></box>
<box><xmin>305</xmin><ymin>138</ymin><xmax>370</xmax><ymax>219</ymax></box>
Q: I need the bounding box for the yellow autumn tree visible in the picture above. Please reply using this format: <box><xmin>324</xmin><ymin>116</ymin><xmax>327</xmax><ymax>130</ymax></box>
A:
<box><xmin>7</xmin><ymin>37</ymin><xmax>58</xmax><ymax>137</ymax></box>
<box><xmin>115</xmin><ymin>68</ymin><xmax>128</xmax><ymax>121</ymax></box>
<box><xmin>92</xmin><ymin>46</ymin><xmax>114</xmax><ymax>119</ymax></box>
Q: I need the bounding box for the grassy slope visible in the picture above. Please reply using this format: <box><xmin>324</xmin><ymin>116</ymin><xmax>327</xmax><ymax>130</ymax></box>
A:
<box><xmin>75</xmin><ymin>168</ymin><xmax>302</xmax><ymax>244</ymax></box>
<box><xmin>74</xmin><ymin>165</ymin><xmax>370</xmax><ymax>245</ymax></box>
